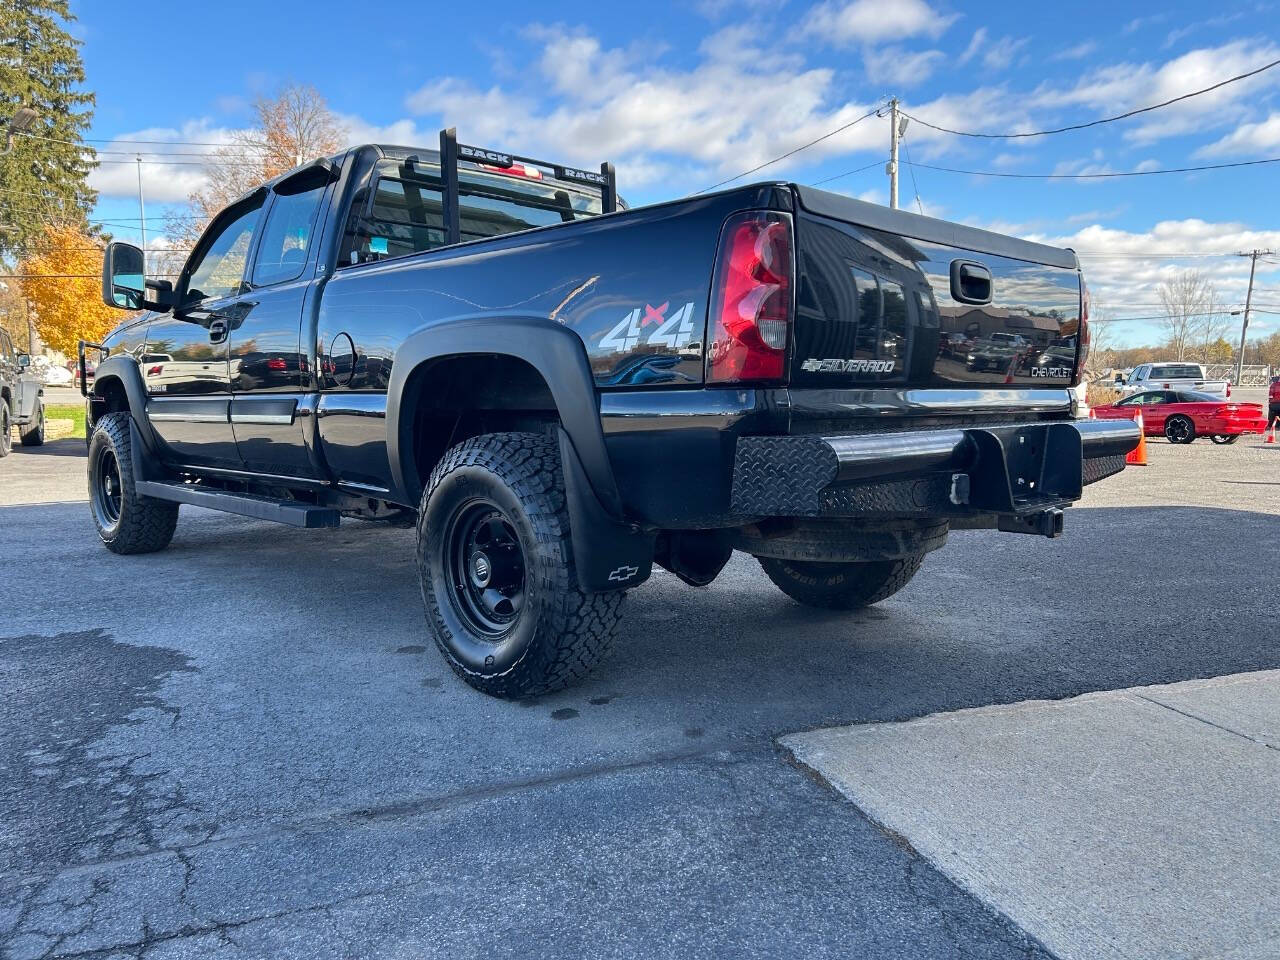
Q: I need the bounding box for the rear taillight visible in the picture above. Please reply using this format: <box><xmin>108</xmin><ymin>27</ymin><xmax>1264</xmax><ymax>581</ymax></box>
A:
<box><xmin>707</xmin><ymin>211</ymin><xmax>793</xmax><ymax>384</ymax></box>
<box><xmin>146</xmin><ymin>365</ymin><xmax>163</xmax><ymax>377</ymax></box>
<box><xmin>1226</xmin><ymin>383</ymin><xmax>1232</xmax><ymax>397</ymax></box>
<box><xmin>1076</xmin><ymin>281</ymin><xmax>1090</xmax><ymax>384</ymax></box>
<box><xmin>266</xmin><ymin>357</ymin><xmax>287</xmax><ymax>371</ymax></box>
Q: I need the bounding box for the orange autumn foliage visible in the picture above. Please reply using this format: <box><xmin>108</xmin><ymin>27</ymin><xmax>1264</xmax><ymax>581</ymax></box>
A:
<box><xmin>18</xmin><ymin>222</ymin><xmax>124</xmax><ymax>356</ymax></box>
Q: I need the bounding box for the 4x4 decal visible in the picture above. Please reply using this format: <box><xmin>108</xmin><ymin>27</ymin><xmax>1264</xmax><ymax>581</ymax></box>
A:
<box><xmin>599</xmin><ymin>301</ymin><xmax>698</xmax><ymax>353</ymax></box>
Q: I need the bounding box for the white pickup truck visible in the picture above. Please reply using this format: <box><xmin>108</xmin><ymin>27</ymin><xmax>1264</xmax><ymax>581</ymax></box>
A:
<box><xmin>1118</xmin><ymin>362</ymin><xmax>1230</xmax><ymax>399</ymax></box>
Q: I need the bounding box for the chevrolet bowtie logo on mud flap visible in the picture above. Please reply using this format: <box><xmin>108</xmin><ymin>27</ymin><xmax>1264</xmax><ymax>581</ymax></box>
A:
<box><xmin>801</xmin><ymin>358</ymin><xmax>897</xmax><ymax>373</ymax></box>
<box><xmin>608</xmin><ymin>565</ymin><xmax>640</xmax><ymax>582</ymax></box>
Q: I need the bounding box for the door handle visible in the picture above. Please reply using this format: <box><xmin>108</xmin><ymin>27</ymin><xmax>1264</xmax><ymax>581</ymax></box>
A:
<box><xmin>950</xmin><ymin>260</ymin><xmax>993</xmax><ymax>305</ymax></box>
<box><xmin>208</xmin><ymin>318</ymin><xmax>229</xmax><ymax>343</ymax></box>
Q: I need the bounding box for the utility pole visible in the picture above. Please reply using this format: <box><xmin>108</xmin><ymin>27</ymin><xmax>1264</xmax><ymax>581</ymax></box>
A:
<box><xmin>1235</xmin><ymin>249</ymin><xmax>1274</xmax><ymax>386</ymax></box>
<box><xmin>136</xmin><ymin>154</ymin><xmax>147</xmax><ymax>274</ymax></box>
<box><xmin>887</xmin><ymin>98</ymin><xmax>900</xmax><ymax>210</ymax></box>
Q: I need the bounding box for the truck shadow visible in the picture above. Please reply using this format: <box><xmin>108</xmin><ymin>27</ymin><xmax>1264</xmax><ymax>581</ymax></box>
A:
<box><xmin>10</xmin><ymin>436</ymin><xmax>86</xmax><ymax>458</ymax></box>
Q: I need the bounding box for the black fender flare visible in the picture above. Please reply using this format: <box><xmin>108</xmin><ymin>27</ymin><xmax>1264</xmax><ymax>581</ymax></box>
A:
<box><xmin>386</xmin><ymin>316</ymin><xmax>654</xmax><ymax>593</ymax></box>
<box><xmin>91</xmin><ymin>356</ymin><xmax>162</xmax><ymax>457</ymax></box>
<box><xmin>386</xmin><ymin>316</ymin><xmax>621</xmax><ymax>514</ymax></box>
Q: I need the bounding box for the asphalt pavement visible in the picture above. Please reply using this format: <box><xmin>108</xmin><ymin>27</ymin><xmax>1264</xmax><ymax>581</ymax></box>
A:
<box><xmin>1</xmin><ymin>430</ymin><xmax>1277</xmax><ymax>958</ymax></box>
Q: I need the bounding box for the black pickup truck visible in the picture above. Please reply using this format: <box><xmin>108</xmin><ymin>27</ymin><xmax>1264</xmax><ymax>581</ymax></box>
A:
<box><xmin>85</xmin><ymin>129</ymin><xmax>1138</xmax><ymax>698</ymax></box>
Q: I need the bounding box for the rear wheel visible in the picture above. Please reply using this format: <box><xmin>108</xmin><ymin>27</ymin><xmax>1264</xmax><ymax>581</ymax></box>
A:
<box><xmin>1164</xmin><ymin>415</ymin><xmax>1196</xmax><ymax>444</ymax></box>
<box><xmin>758</xmin><ymin>554</ymin><xmax>924</xmax><ymax>611</ymax></box>
<box><xmin>19</xmin><ymin>402</ymin><xmax>45</xmax><ymax>446</ymax></box>
<box><xmin>87</xmin><ymin>412</ymin><xmax>179</xmax><ymax>554</ymax></box>
<box><xmin>417</xmin><ymin>432</ymin><xmax>624</xmax><ymax>699</ymax></box>
<box><xmin>1210</xmin><ymin>434</ymin><xmax>1239</xmax><ymax>445</ymax></box>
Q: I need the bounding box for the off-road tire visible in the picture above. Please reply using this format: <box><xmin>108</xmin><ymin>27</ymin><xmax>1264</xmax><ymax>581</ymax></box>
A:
<box><xmin>1210</xmin><ymin>434</ymin><xmax>1239</xmax><ymax>445</ymax></box>
<box><xmin>20</xmin><ymin>402</ymin><xmax>45</xmax><ymax>446</ymax></box>
<box><xmin>1164</xmin><ymin>415</ymin><xmax>1196</xmax><ymax>444</ymax></box>
<box><xmin>417</xmin><ymin>432</ymin><xmax>624</xmax><ymax>699</ymax></box>
<box><xmin>758</xmin><ymin>554</ymin><xmax>925</xmax><ymax>610</ymax></box>
<box><xmin>88</xmin><ymin>412</ymin><xmax>179</xmax><ymax>554</ymax></box>
<box><xmin>0</xmin><ymin>405</ymin><xmax>11</xmax><ymax>457</ymax></box>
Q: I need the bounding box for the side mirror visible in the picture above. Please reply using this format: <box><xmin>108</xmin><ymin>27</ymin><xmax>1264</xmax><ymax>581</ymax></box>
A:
<box><xmin>102</xmin><ymin>241</ymin><xmax>146</xmax><ymax>310</ymax></box>
<box><xmin>101</xmin><ymin>241</ymin><xmax>175</xmax><ymax>311</ymax></box>
<box><xmin>16</xmin><ymin>353</ymin><xmax>30</xmax><ymax>368</ymax></box>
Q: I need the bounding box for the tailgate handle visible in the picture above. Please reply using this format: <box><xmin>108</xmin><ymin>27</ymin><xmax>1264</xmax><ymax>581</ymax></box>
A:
<box><xmin>950</xmin><ymin>260</ymin><xmax>992</xmax><ymax>305</ymax></box>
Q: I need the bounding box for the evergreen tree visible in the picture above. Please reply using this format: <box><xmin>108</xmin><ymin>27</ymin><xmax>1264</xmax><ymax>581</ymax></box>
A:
<box><xmin>0</xmin><ymin>0</ymin><xmax>96</xmax><ymax>263</ymax></box>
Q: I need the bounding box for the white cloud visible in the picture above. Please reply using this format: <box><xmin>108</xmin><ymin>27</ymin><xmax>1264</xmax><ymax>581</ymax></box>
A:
<box><xmin>980</xmin><ymin>34</ymin><xmax>1029</xmax><ymax>70</ymax></box>
<box><xmin>959</xmin><ymin>27</ymin><xmax>986</xmax><ymax>64</ymax></box>
<box><xmin>958</xmin><ymin>27</ymin><xmax>1027</xmax><ymax>69</ymax></box>
<box><xmin>1025</xmin><ymin>219</ymin><xmax>1280</xmax><ymax>320</ymax></box>
<box><xmin>863</xmin><ymin>46</ymin><xmax>945</xmax><ymax>87</ymax></box>
<box><xmin>1032</xmin><ymin>39</ymin><xmax>1280</xmax><ymax>144</ymax></box>
<box><xmin>85</xmin><ymin>120</ymin><xmax>246</xmax><ymax>204</ymax></box>
<box><xmin>401</xmin><ymin>25</ymin><xmax>889</xmax><ymax>191</ymax></box>
<box><xmin>1197</xmin><ymin>111</ymin><xmax>1280</xmax><ymax>157</ymax></box>
<box><xmin>1051</xmin><ymin>41</ymin><xmax>1097</xmax><ymax>62</ymax></box>
<box><xmin>803</xmin><ymin>0</ymin><xmax>957</xmax><ymax>47</ymax></box>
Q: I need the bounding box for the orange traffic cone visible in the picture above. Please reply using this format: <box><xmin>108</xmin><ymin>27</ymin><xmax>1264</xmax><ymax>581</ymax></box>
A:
<box><xmin>1267</xmin><ymin>417</ymin><xmax>1278</xmax><ymax>444</ymax></box>
<box><xmin>1126</xmin><ymin>410</ymin><xmax>1148</xmax><ymax>466</ymax></box>
<box><xmin>1003</xmin><ymin>357</ymin><xmax>1016</xmax><ymax>384</ymax></box>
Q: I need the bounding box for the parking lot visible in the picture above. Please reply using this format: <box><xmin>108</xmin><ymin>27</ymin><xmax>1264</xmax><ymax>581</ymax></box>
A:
<box><xmin>2</xmin><ymin>427</ymin><xmax>1278</xmax><ymax>959</ymax></box>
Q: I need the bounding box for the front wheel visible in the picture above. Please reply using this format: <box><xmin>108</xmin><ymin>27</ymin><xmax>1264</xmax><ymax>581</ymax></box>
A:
<box><xmin>87</xmin><ymin>412</ymin><xmax>179</xmax><ymax>554</ymax></box>
<box><xmin>1164</xmin><ymin>415</ymin><xmax>1196</xmax><ymax>444</ymax></box>
<box><xmin>0</xmin><ymin>405</ymin><xmax>11</xmax><ymax>457</ymax></box>
<box><xmin>417</xmin><ymin>432</ymin><xmax>624</xmax><ymax>699</ymax></box>
<box><xmin>20</xmin><ymin>402</ymin><xmax>45</xmax><ymax>446</ymax></box>
<box><xmin>1210</xmin><ymin>434</ymin><xmax>1239</xmax><ymax>445</ymax></box>
<box><xmin>758</xmin><ymin>554</ymin><xmax>924</xmax><ymax>611</ymax></box>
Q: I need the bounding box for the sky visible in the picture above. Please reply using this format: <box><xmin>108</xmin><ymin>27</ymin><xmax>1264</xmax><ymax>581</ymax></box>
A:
<box><xmin>68</xmin><ymin>0</ymin><xmax>1280</xmax><ymax>348</ymax></box>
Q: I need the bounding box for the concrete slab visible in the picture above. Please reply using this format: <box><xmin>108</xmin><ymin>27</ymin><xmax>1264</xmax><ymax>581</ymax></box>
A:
<box><xmin>783</xmin><ymin>671</ymin><xmax>1280</xmax><ymax>960</ymax></box>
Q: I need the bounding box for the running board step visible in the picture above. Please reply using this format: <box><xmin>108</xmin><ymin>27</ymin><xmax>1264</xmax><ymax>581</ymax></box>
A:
<box><xmin>134</xmin><ymin>480</ymin><xmax>341</xmax><ymax>528</ymax></box>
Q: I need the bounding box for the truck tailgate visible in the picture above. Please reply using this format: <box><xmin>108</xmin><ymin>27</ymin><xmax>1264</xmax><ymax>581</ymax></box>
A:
<box><xmin>790</xmin><ymin>186</ymin><xmax>1082</xmax><ymax>391</ymax></box>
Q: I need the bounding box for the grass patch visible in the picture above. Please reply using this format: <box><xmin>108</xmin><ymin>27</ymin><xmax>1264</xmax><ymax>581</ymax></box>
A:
<box><xmin>45</xmin><ymin>403</ymin><xmax>87</xmax><ymax>439</ymax></box>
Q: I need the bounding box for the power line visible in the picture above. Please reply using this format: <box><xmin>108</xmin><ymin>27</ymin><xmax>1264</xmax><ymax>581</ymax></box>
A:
<box><xmin>901</xmin><ymin>57</ymin><xmax>1280</xmax><ymax>139</ymax></box>
<box><xmin>910</xmin><ymin>156</ymin><xmax>1280</xmax><ymax>180</ymax></box>
<box><xmin>810</xmin><ymin>160</ymin><xmax>884</xmax><ymax>186</ymax></box>
<box><xmin>692</xmin><ymin>107</ymin><xmax>882</xmax><ymax>195</ymax></box>
<box><xmin>17</xmin><ymin>130</ymin><xmax>270</xmax><ymax>150</ymax></box>
<box><xmin>1091</xmin><ymin>310</ymin><xmax>1234</xmax><ymax>323</ymax></box>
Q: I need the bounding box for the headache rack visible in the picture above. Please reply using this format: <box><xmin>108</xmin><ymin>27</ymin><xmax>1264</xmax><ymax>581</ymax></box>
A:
<box><xmin>437</xmin><ymin>127</ymin><xmax>618</xmax><ymax>245</ymax></box>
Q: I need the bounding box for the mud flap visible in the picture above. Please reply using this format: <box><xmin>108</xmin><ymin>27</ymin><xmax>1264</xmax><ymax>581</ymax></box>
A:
<box><xmin>557</xmin><ymin>428</ymin><xmax>655</xmax><ymax>592</ymax></box>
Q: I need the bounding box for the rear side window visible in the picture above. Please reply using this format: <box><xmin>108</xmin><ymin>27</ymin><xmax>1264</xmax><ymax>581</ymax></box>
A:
<box><xmin>1151</xmin><ymin>364</ymin><xmax>1202</xmax><ymax>379</ymax></box>
<box><xmin>340</xmin><ymin>161</ymin><xmax>606</xmax><ymax>268</ymax></box>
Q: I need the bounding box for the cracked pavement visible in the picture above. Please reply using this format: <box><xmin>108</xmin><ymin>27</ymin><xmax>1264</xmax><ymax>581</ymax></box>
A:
<box><xmin>2</xmin><ymin>434</ymin><xmax>1277</xmax><ymax>958</ymax></box>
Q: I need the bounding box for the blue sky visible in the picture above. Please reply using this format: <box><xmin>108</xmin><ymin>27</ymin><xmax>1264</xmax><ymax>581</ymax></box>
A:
<box><xmin>72</xmin><ymin>0</ymin><xmax>1280</xmax><ymax>347</ymax></box>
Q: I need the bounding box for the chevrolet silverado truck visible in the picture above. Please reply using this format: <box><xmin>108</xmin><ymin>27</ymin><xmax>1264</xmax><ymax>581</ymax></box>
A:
<box><xmin>1118</xmin><ymin>362</ymin><xmax>1230</xmax><ymax>399</ymax></box>
<box><xmin>84</xmin><ymin>129</ymin><xmax>1139</xmax><ymax>698</ymax></box>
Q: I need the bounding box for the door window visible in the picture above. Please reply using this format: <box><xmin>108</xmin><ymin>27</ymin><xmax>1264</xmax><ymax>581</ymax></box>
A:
<box><xmin>184</xmin><ymin>199</ymin><xmax>264</xmax><ymax>304</ymax></box>
<box><xmin>253</xmin><ymin>183</ymin><xmax>326</xmax><ymax>286</ymax></box>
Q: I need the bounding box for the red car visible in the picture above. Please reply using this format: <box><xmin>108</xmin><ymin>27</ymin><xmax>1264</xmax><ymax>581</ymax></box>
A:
<box><xmin>1093</xmin><ymin>389</ymin><xmax>1268</xmax><ymax>445</ymax></box>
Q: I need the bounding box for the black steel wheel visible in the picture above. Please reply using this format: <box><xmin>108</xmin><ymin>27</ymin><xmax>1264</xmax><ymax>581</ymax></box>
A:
<box><xmin>1210</xmin><ymin>434</ymin><xmax>1239</xmax><ymax>445</ymax></box>
<box><xmin>19</xmin><ymin>402</ymin><xmax>45</xmax><ymax>446</ymax></box>
<box><xmin>444</xmin><ymin>502</ymin><xmax>527</xmax><ymax>638</ymax></box>
<box><xmin>87</xmin><ymin>412</ymin><xmax>179</xmax><ymax>554</ymax></box>
<box><xmin>91</xmin><ymin>446</ymin><xmax>123</xmax><ymax>528</ymax></box>
<box><xmin>1164</xmin><ymin>415</ymin><xmax>1196</xmax><ymax>444</ymax></box>
<box><xmin>417</xmin><ymin>432</ymin><xmax>624</xmax><ymax>699</ymax></box>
